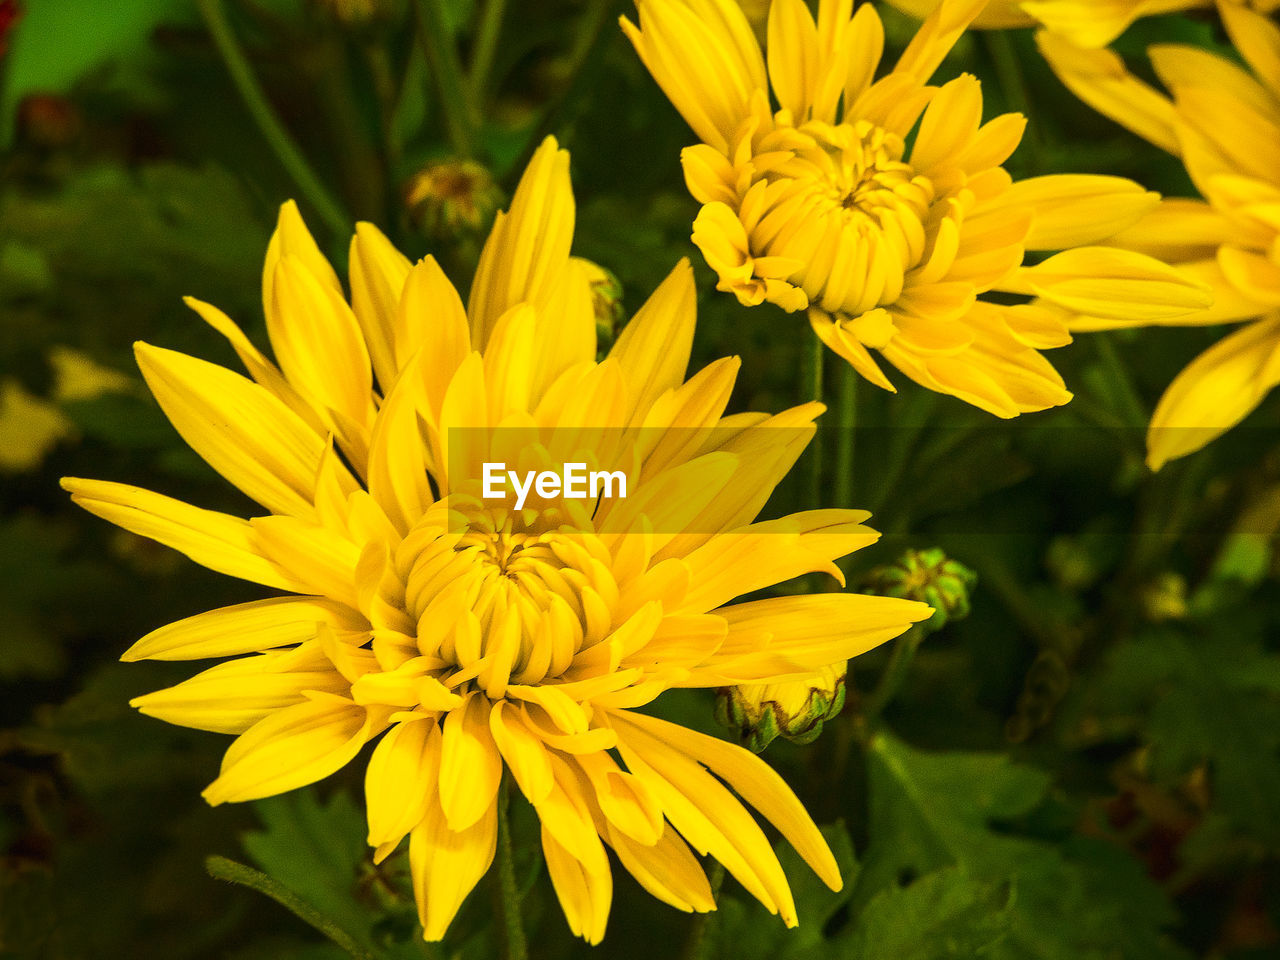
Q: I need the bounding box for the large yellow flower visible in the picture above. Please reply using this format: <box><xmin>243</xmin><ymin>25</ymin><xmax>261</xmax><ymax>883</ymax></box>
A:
<box><xmin>881</xmin><ymin>0</ymin><xmax>1280</xmax><ymax>49</ymax></box>
<box><xmin>1040</xmin><ymin>1</ymin><xmax>1280</xmax><ymax>467</ymax></box>
<box><xmin>62</xmin><ymin>138</ymin><xmax>931</xmax><ymax>943</ymax></box>
<box><xmin>623</xmin><ymin>0</ymin><xmax>1211</xmax><ymax>417</ymax></box>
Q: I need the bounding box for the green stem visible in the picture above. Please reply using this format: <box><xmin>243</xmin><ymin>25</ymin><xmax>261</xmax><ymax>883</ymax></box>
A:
<box><xmin>834</xmin><ymin>361</ymin><xmax>858</xmax><ymax>508</ymax></box>
<box><xmin>206</xmin><ymin>856</ymin><xmax>375</xmax><ymax>960</ymax></box>
<box><xmin>511</xmin><ymin>0</ymin><xmax>614</xmax><ymax>174</ymax></box>
<box><xmin>863</xmin><ymin>626</ymin><xmax>924</xmax><ymax>722</ymax></box>
<box><xmin>1093</xmin><ymin>331</ymin><xmax>1148</xmax><ymax>431</ymax></box>
<box><xmin>196</xmin><ymin>0</ymin><xmax>349</xmax><ymax>237</ymax></box>
<box><xmin>802</xmin><ymin>333</ymin><xmax>825</xmax><ymax>509</ymax></box>
<box><xmin>413</xmin><ymin>0</ymin><xmax>477</xmax><ymax>157</ymax></box>
<box><xmin>468</xmin><ymin>0</ymin><xmax>508</xmax><ymax>106</ymax></box>
<box><xmin>494</xmin><ymin>783</ymin><xmax>528</xmax><ymax>960</ymax></box>
<box><xmin>681</xmin><ymin>861</ymin><xmax>726</xmax><ymax>960</ymax></box>
<box><xmin>981</xmin><ymin>31</ymin><xmax>1042</xmax><ymax>171</ymax></box>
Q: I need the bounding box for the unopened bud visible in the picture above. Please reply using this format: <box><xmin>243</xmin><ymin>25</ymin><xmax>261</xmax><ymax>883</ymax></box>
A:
<box><xmin>715</xmin><ymin>662</ymin><xmax>846</xmax><ymax>753</ymax></box>
<box><xmin>572</xmin><ymin>257</ymin><xmax>624</xmax><ymax>350</ymax></box>
<box><xmin>404</xmin><ymin>159</ymin><xmax>503</xmax><ymax>239</ymax></box>
<box><xmin>865</xmin><ymin>547</ymin><xmax>976</xmax><ymax>633</ymax></box>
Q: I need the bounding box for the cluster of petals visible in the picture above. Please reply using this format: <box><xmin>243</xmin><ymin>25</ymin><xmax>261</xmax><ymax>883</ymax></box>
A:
<box><xmin>62</xmin><ymin>137</ymin><xmax>932</xmax><ymax>943</ymax></box>
<box><xmin>882</xmin><ymin>0</ymin><xmax>1280</xmax><ymax>50</ymax></box>
<box><xmin>623</xmin><ymin>0</ymin><xmax>1212</xmax><ymax>417</ymax></box>
<box><xmin>1041</xmin><ymin>0</ymin><xmax>1280</xmax><ymax>467</ymax></box>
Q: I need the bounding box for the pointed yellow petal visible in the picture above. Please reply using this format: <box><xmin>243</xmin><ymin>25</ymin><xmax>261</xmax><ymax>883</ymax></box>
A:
<box><xmin>131</xmin><ymin>645</ymin><xmax>345</xmax><ymax>733</ymax></box>
<box><xmin>135</xmin><ymin>342</ymin><xmax>326</xmax><ymax>518</ymax></box>
<box><xmin>468</xmin><ymin>137</ymin><xmax>574</xmax><ymax>348</ymax></box>
<box><xmin>438</xmin><ymin>693</ymin><xmax>503</xmax><ymax>831</ymax></box>
<box><xmin>350</xmin><ymin>222</ymin><xmax>412</xmax><ymax>390</ymax></box>
<box><xmin>122</xmin><ymin>596</ymin><xmax>365</xmax><ymax>661</ymax></box>
<box><xmin>608</xmin><ymin>259</ymin><xmax>698</xmax><ymax>419</ymax></box>
<box><xmin>366</xmin><ymin>716</ymin><xmax>440</xmax><ymax>852</ymax></box>
<box><xmin>203</xmin><ymin>694</ymin><xmax>384</xmax><ymax>804</ymax></box>
<box><xmin>1147</xmin><ymin>314</ymin><xmax>1280</xmax><ymax>469</ymax></box>
<box><xmin>618</xmin><ymin>711</ymin><xmax>841</xmax><ymax>890</ymax></box>
<box><xmin>1036</xmin><ymin>30</ymin><xmax>1179</xmax><ymax>155</ymax></box>
<box><xmin>990</xmin><ymin>175</ymin><xmax>1160</xmax><ymax>250</ymax></box>
<box><xmin>411</xmin><ymin>789</ymin><xmax>498</xmax><ymax>941</ymax></box>
<box><xmin>61</xmin><ymin>478</ymin><xmax>305</xmax><ymax>591</ymax></box>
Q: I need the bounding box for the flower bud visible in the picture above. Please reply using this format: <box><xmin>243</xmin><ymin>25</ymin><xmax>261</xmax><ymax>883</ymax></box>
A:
<box><xmin>715</xmin><ymin>662</ymin><xmax>846</xmax><ymax>753</ymax></box>
<box><xmin>572</xmin><ymin>257</ymin><xmax>624</xmax><ymax>350</ymax></box>
<box><xmin>864</xmin><ymin>547</ymin><xmax>976</xmax><ymax>633</ymax></box>
<box><xmin>404</xmin><ymin>159</ymin><xmax>503</xmax><ymax>240</ymax></box>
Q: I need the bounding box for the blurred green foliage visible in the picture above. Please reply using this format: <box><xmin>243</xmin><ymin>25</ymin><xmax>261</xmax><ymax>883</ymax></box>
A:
<box><xmin>2</xmin><ymin>1</ymin><xmax>1280</xmax><ymax>959</ymax></box>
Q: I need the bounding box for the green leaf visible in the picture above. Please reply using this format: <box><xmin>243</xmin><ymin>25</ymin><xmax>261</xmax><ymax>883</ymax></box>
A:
<box><xmin>1075</xmin><ymin>630</ymin><xmax>1280</xmax><ymax>845</ymax></box>
<box><xmin>840</xmin><ymin>867</ymin><xmax>1012</xmax><ymax>960</ymax></box>
<box><xmin>856</xmin><ymin>733</ymin><xmax>1189</xmax><ymax>960</ymax></box>
<box><xmin>714</xmin><ymin>822</ymin><xmax>858</xmax><ymax>960</ymax></box>
<box><xmin>207</xmin><ymin>855</ymin><xmax>376</xmax><ymax>960</ymax></box>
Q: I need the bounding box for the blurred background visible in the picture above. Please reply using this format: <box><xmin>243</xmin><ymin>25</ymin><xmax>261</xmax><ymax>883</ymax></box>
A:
<box><xmin>2</xmin><ymin>1</ymin><xmax>1280</xmax><ymax>958</ymax></box>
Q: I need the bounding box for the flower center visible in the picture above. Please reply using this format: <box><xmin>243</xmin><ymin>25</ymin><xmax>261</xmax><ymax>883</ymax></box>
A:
<box><xmin>387</xmin><ymin>500</ymin><xmax>619</xmax><ymax>701</ymax></box>
<box><xmin>757</xmin><ymin>119</ymin><xmax>936</xmax><ymax>317</ymax></box>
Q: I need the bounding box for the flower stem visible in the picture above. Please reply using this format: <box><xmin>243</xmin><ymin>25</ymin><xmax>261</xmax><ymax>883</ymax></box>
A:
<box><xmin>412</xmin><ymin>0</ymin><xmax>477</xmax><ymax>158</ymax></box>
<box><xmin>834</xmin><ymin>361</ymin><xmax>858</xmax><ymax>508</ymax></box>
<box><xmin>681</xmin><ymin>861</ymin><xmax>726</xmax><ymax>960</ymax></box>
<box><xmin>468</xmin><ymin>0</ymin><xmax>508</xmax><ymax>105</ymax></box>
<box><xmin>494</xmin><ymin>782</ymin><xmax>528</xmax><ymax>960</ymax></box>
<box><xmin>1093</xmin><ymin>331</ymin><xmax>1148</xmax><ymax>430</ymax></box>
<box><xmin>196</xmin><ymin>0</ymin><xmax>349</xmax><ymax>238</ymax></box>
<box><xmin>802</xmin><ymin>333</ymin><xmax>825</xmax><ymax>509</ymax></box>
<box><xmin>863</xmin><ymin>625</ymin><xmax>924</xmax><ymax>722</ymax></box>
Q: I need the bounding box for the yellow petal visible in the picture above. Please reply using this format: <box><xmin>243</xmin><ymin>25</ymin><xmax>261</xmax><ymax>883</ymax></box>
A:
<box><xmin>366</xmin><ymin>716</ymin><xmax>440</xmax><ymax>853</ymax></box>
<box><xmin>1018</xmin><ymin>247</ymin><xmax>1213</xmax><ymax>322</ymax></box>
<box><xmin>993</xmin><ymin>175</ymin><xmax>1160</xmax><ymax>250</ymax></box>
<box><xmin>396</xmin><ymin>255</ymin><xmax>471</xmax><ymax>415</ymax></box>
<box><xmin>1036</xmin><ymin>30</ymin><xmax>1179</xmax><ymax>155</ymax></box>
<box><xmin>618</xmin><ymin>711</ymin><xmax>841</xmax><ymax>890</ymax></box>
<box><xmin>469</xmin><ymin>136</ymin><xmax>574</xmax><ymax>349</ymax></box>
<box><xmin>411</xmin><ymin>789</ymin><xmax>498</xmax><ymax>941</ymax></box>
<box><xmin>604</xmin><ymin>820</ymin><xmax>714</xmax><ymax>914</ymax></box>
<box><xmin>122</xmin><ymin>596</ymin><xmax>365</xmax><ymax>661</ymax></box>
<box><xmin>1219</xmin><ymin>0</ymin><xmax>1280</xmax><ymax>101</ymax></box>
<box><xmin>350</xmin><ymin>222</ymin><xmax>412</xmax><ymax>391</ymax></box>
<box><xmin>542</xmin><ymin>821</ymin><xmax>613</xmax><ymax>944</ymax></box>
<box><xmin>1147</xmin><ymin>314</ymin><xmax>1280</xmax><ymax>469</ymax></box>
<box><xmin>61</xmin><ymin>478</ymin><xmax>305</xmax><ymax>592</ymax></box>
<box><xmin>438</xmin><ymin>693</ymin><xmax>503</xmax><ymax>831</ymax></box>
<box><xmin>131</xmin><ymin>644</ymin><xmax>345</xmax><ymax>733</ymax></box>
<box><xmin>135</xmin><ymin>342</ymin><xmax>327</xmax><ymax>518</ymax></box>
<box><xmin>203</xmin><ymin>694</ymin><xmax>384</xmax><ymax>804</ymax></box>
<box><xmin>894</xmin><ymin>0</ymin><xmax>990</xmax><ymax>83</ymax></box>
<box><xmin>262</xmin><ymin>200</ymin><xmax>343</xmax><ymax>316</ymax></box>
<box><xmin>608</xmin><ymin>259</ymin><xmax>697</xmax><ymax>420</ymax></box>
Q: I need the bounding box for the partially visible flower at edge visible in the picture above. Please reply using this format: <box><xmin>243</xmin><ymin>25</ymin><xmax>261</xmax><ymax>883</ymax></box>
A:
<box><xmin>880</xmin><ymin>0</ymin><xmax>1280</xmax><ymax>49</ymax></box>
<box><xmin>61</xmin><ymin>137</ymin><xmax>932</xmax><ymax>944</ymax></box>
<box><xmin>1040</xmin><ymin>0</ymin><xmax>1280</xmax><ymax>468</ymax></box>
<box><xmin>622</xmin><ymin>0</ymin><xmax>1212</xmax><ymax>418</ymax></box>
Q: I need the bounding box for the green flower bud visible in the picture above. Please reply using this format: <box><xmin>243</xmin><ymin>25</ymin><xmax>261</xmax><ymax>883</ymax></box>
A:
<box><xmin>716</xmin><ymin>663</ymin><xmax>847</xmax><ymax>753</ymax></box>
<box><xmin>865</xmin><ymin>547</ymin><xmax>976</xmax><ymax>633</ymax></box>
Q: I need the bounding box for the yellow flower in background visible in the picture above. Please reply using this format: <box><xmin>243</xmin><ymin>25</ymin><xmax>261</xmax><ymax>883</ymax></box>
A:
<box><xmin>63</xmin><ymin>137</ymin><xmax>931</xmax><ymax>943</ymax></box>
<box><xmin>1040</xmin><ymin>1</ymin><xmax>1280</xmax><ymax>468</ymax></box>
<box><xmin>623</xmin><ymin>0</ymin><xmax>1210</xmax><ymax>418</ymax></box>
<box><xmin>881</xmin><ymin>0</ymin><xmax>1280</xmax><ymax>49</ymax></box>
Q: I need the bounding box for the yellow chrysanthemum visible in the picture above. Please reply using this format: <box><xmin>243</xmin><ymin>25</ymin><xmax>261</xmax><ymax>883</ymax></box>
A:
<box><xmin>882</xmin><ymin>0</ymin><xmax>1280</xmax><ymax>49</ymax></box>
<box><xmin>622</xmin><ymin>0</ymin><xmax>1211</xmax><ymax>417</ymax></box>
<box><xmin>1040</xmin><ymin>1</ymin><xmax>1280</xmax><ymax>468</ymax></box>
<box><xmin>62</xmin><ymin>137</ymin><xmax>931</xmax><ymax>944</ymax></box>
